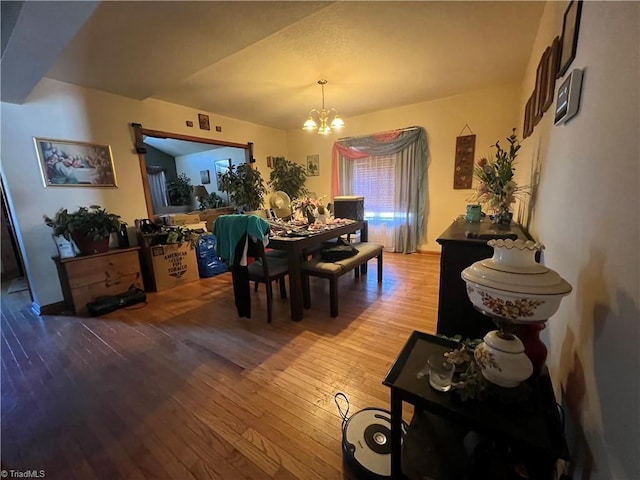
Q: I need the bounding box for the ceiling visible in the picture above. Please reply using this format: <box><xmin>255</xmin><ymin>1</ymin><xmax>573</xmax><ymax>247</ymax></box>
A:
<box><xmin>2</xmin><ymin>1</ymin><xmax>545</xmax><ymax>131</ymax></box>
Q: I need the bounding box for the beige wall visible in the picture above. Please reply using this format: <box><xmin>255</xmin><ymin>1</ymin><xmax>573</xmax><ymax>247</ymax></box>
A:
<box><xmin>287</xmin><ymin>83</ymin><xmax>521</xmax><ymax>251</ymax></box>
<box><xmin>518</xmin><ymin>2</ymin><xmax>639</xmax><ymax>478</ymax></box>
<box><xmin>1</xmin><ymin>78</ymin><xmax>288</xmax><ymax>309</ymax></box>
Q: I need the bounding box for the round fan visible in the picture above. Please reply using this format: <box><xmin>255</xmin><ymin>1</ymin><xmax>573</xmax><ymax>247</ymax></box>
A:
<box><xmin>269</xmin><ymin>191</ymin><xmax>292</xmax><ymax>218</ymax></box>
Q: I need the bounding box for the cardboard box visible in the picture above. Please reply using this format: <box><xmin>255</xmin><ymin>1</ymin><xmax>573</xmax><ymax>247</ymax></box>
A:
<box><xmin>198</xmin><ymin>207</ymin><xmax>235</xmax><ymax>232</ymax></box>
<box><xmin>148</xmin><ymin>243</ymin><xmax>199</xmax><ymax>291</ymax></box>
<box><xmin>333</xmin><ymin>196</ymin><xmax>365</xmax><ymax>221</ymax></box>
<box><xmin>162</xmin><ymin>213</ymin><xmax>201</xmax><ymax>226</ymax></box>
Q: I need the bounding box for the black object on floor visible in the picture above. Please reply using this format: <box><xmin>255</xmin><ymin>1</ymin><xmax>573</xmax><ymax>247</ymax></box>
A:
<box><xmin>87</xmin><ymin>288</ymin><xmax>146</xmax><ymax>316</ymax></box>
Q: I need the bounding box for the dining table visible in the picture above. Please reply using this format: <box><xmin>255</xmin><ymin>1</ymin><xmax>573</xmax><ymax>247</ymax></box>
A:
<box><xmin>267</xmin><ymin>219</ymin><xmax>367</xmax><ymax>321</ymax></box>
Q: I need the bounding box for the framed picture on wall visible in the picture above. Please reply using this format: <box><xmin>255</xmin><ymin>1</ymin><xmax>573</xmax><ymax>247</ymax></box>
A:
<box><xmin>198</xmin><ymin>113</ymin><xmax>210</xmax><ymax>130</ymax></box>
<box><xmin>307</xmin><ymin>154</ymin><xmax>319</xmax><ymax>176</ymax></box>
<box><xmin>34</xmin><ymin>137</ymin><xmax>117</xmax><ymax>187</ymax></box>
<box><xmin>200</xmin><ymin>169</ymin><xmax>211</xmax><ymax>184</ymax></box>
<box><xmin>543</xmin><ymin>36</ymin><xmax>561</xmax><ymax>112</ymax></box>
<box><xmin>557</xmin><ymin>0</ymin><xmax>583</xmax><ymax>78</ymax></box>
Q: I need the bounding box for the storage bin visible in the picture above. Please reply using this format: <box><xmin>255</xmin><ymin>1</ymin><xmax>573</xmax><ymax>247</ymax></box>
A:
<box><xmin>333</xmin><ymin>196</ymin><xmax>365</xmax><ymax>221</ymax></box>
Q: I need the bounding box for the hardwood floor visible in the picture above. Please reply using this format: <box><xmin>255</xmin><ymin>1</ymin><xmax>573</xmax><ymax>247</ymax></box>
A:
<box><xmin>1</xmin><ymin>252</ymin><xmax>440</xmax><ymax>479</ymax></box>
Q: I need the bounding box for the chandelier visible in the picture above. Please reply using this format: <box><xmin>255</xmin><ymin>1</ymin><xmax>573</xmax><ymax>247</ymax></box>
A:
<box><xmin>303</xmin><ymin>79</ymin><xmax>344</xmax><ymax>135</ymax></box>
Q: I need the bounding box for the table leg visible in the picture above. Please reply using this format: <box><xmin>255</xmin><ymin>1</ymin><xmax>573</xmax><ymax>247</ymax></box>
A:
<box><xmin>390</xmin><ymin>389</ymin><xmax>403</xmax><ymax>478</ymax></box>
<box><xmin>360</xmin><ymin>221</ymin><xmax>369</xmax><ymax>274</ymax></box>
<box><xmin>286</xmin><ymin>246</ymin><xmax>304</xmax><ymax>321</ymax></box>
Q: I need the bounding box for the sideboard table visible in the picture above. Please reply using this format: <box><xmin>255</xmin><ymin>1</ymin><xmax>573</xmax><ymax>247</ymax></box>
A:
<box><xmin>436</xmin><ymin>216</ymin><xmax>534</xmax><ymax>340</ymax></box>
<box><xmin>383</xmin><ymin>330</ymin><xmax>569</xmax><ymax>479</ymax></box>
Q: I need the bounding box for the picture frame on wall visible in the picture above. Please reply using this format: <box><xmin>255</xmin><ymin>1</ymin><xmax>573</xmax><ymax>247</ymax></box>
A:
<box><xmin>543</xmin><ymin>36</ymin><xmax>561</xmax><ymax>112</ymax></box>
<box><xmin>34</xmin><ymin>137</ymin><xmax>117</xmax><ymax>187</ymax></box>
<box><xmin>200</xmin><ymin>169</ymin><xmax>211</xmax><ymax>184</ymax></box>
<box><xmin>523</xmin><ymin>94</ymin><xmax>534</xmax><ymax>139</ymax></box>
<box><xmin>307</xmin><ymin>154</ymin><xmax>319</xmax><ymax>176</ymax></box>
<box><xmin>198</xmin><ymin>113</ymin><xmax>210</xmax><ymax>130</ymax></box>
<box><xmin>557</xmin><ymin>0</ymin><xmax>583</xmax><ymax>78</ymax></box>
<box><xmin>533</xmin><ymin>47</ymin><xmax>549</xmax><ymax>125</ymax></box>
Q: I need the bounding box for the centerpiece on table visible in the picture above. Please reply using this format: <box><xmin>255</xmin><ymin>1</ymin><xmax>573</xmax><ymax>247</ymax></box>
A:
<box><xmin>291</xmin><ymin>195</ymin><xmax>327</xmax><ymax>225</ymax></box>
<box><xmin>469</xmin><ymin>128</ymin><xmax>527</xmax><ymax>226</ymax></box>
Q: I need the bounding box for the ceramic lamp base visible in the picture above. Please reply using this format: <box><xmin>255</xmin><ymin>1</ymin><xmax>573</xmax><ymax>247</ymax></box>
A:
<box><xmin>515</xmin><ymin>323</ymin><xmax>548</xmax><ymax>375</ymax></box>
<box><xmin>474</xmin><ymin>330</ymin><xmax>533</xmax><ymax>388</ymax></box>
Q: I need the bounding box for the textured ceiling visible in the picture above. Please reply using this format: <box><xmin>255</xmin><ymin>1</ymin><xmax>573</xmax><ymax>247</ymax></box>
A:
<box><xmin>3</xmin><ymin>1</ymin><xmax>545</xmax><ymax>131</ymax></box>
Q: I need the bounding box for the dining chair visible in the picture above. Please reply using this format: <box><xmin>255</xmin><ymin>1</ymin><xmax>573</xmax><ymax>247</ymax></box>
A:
<box><xmin>246</xmin><ymin>236</ymin><xmax>289</xmax><ymax>323</ymax></box>
<box><xmin>214</xmin><ymin>214</ymin><xmax>287</xmax><ymax>322</ymax></box>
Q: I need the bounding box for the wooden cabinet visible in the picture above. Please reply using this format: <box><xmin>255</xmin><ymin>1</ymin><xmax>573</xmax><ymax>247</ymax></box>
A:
<box><xmin>53</xmin><ymin>247</ymin><xmax>143</xmax><ymax>315</ymax></box>
<box><xmin>436</xmin><ymin>217</ymin><xmax>533</xmax><ymax>340</ymax></box>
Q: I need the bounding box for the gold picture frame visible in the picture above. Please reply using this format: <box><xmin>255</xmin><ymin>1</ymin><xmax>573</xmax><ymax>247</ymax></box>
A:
<box><xmin>34</xmin><ymin>137</ymin><xmax>117</xmax><ymax>187</ymax></box>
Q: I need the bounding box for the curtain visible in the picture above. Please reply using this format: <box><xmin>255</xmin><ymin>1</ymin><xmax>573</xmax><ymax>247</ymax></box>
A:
<box><xmin>146</xmin><ymin>167</ymin><xmax>169</xmax><ymax>212</ymax></box>
<box><xmin>331</xmin><ymin>127</ymin><xmax>428</xmax><ymax>253</ymax></box>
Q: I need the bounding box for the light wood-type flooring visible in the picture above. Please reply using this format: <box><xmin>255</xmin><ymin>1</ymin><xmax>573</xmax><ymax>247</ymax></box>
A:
<box><xmin>1</xmin><ymin>251</ymin><xmax>440</xmax><ymax>479</ymax></box>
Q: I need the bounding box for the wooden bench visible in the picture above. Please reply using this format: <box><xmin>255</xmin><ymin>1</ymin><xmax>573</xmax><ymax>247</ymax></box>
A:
<box><xmin>301</xmin><ymin>242</ymin><xmax>384</xmax><ymax>317</ymax></box>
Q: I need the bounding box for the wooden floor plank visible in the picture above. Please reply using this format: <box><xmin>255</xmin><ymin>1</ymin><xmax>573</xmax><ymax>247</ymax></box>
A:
<box><xmin>1</xmin><ymin>252</ymin><xmax>439</xmax><ymax>479</ymax></box>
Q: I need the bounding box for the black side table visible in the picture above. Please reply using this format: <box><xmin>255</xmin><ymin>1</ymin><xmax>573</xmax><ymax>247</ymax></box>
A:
<box><xmin>382</xmin><ymin>331</ymin><xmax>569</xmax><ymax>479</ymax></box>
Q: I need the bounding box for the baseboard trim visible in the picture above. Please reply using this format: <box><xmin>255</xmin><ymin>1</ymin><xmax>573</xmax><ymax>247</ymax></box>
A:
<box><xmin>416</xmin><ymin>249</ymin><xmax>441</xmax><ymax>256</ymax></box>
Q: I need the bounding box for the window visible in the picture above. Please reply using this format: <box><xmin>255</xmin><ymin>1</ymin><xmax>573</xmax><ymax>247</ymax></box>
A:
<box><xmin>352</xmin><ymin>155</ymin><xmax>396</xmax><ymax>223</ymax></box>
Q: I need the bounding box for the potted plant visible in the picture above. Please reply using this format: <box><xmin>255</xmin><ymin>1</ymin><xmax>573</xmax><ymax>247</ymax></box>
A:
<box><xmin>268</xmin><ymin>157</ymin><xmax>308</xmax><ymax>200</ymax></box>
<box><xmin>218</xmin><ymin>163</ymin><xmax>266</xmax><ymax>211</ymax></box>
<box><xmin>198</xmin><ymin>192</ymin><xmax>224</xmax><ymax>211</ymax></box>
<box><xmin>167</xmin><ymin>173</ymin><xmax>193</xmax><ymax>207</ymax></box>
<box><xmin>45</xmin><ymin>205</ymin><xmax>121</xmax><ymax>255</ymax></box>
<box><xmin>44</xmin><ymin>208</ymin><xmax>77</xmax><ymax>258</ymax></box>
<box><xmin>469</xmin><ymin>128</ymin><xmax>528</xmax><ymax>225</ymax></box>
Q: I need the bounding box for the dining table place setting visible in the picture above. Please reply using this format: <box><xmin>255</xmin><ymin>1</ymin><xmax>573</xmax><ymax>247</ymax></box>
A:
<box><xmin>267</xmin><ymin>217</ymin><xmax>357</xmax><ymax>238</ymax></box>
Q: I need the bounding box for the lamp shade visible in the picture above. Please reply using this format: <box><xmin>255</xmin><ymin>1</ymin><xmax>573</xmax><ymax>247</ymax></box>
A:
<box><xmin>461</xmin><ymin>239</ymin><xmax>572</xmax><ymax>323</ymax></box>
<box><xmin>193</xmin><ymin>185</ymin><xmax>208</xmax><ymax>199</ymax></box>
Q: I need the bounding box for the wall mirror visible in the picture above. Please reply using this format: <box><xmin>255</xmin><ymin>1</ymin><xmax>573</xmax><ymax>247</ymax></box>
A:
<box><xmin>132</xmin><ymin>124</ymin><xmax>250</xmax><ymax>218</ymax></box>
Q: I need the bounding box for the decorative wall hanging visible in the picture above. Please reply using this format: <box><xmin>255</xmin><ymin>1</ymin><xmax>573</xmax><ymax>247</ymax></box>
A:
<box><xmin>198</xmin><ymin>113</ymin><xmax>210</xmax><ymax>130</ymax></box>
<box><xmin>200</xmin><ymin>169</ymin><xmax>211</xmax><ymax>184</ymax></box>
<box><xmin>523</xmin><ymin>93</ymin><xmax>535</xmax><ymax>139</ymax></box>
<box><xmin>307</xmin><ymin>154</ymin><xmax>320</xmax><ymax>176</ymax></box>
<box><xmin>543</xmin><ymin>37</ymin><xmax>561</xmax><ymax>112</ymax></box>
<box><xmin>523</xmin><ymin>34</ymin><xmax>561</xmax><ymax>139</ymax></box>
<box><xmin>558</xmin><ymin>0</ymin><xmax>583</xmax><ymax>78</ymax></box>
<box><xmin>34</xmin><ymin>137</ymin><xmax>117</xmax><ymax>187</ymax></box>
<box><xmin>534</xmin><ymin>46</ymin><xmax>551</xmax><ymax>124</ymax></box>
<box><xmin>453</xmin><ymin>125</ymin><xmax>475</xmax><ymax>189</ymax></box>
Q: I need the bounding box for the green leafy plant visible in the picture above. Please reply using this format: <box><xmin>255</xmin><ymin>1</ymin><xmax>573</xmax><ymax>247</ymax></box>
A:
<box><xmin>218</xmin><ymin>163</ymin><xmax>266</xmax><ymax>211</ymax></box>
<box><xmin>165</xmin><ymin>225</ymin><xmax>201</xmax><ymax>247</ymax></box>
<box><xmin>44</xmin><ymin>205</ymin><xmax>120</xmax><ymax>241</ymax></box>
<box><xmin>43</xmin><ymin>208</ymin><xmax>74</xmax><ymax>239</ymax></box>
<box><xmin>198</xmin><ymin>192</ymin><xmax>224</xmax><ymax>211</ymax></box>
<box><xmin>268</xmin><ymin>157</ymin><xmax>308</xmax><ymax>200</ymax></box>
<box><xmin>167</xmin><ymin>173</ymin><xmax>193</xmax><ymax>206</ymax></box>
